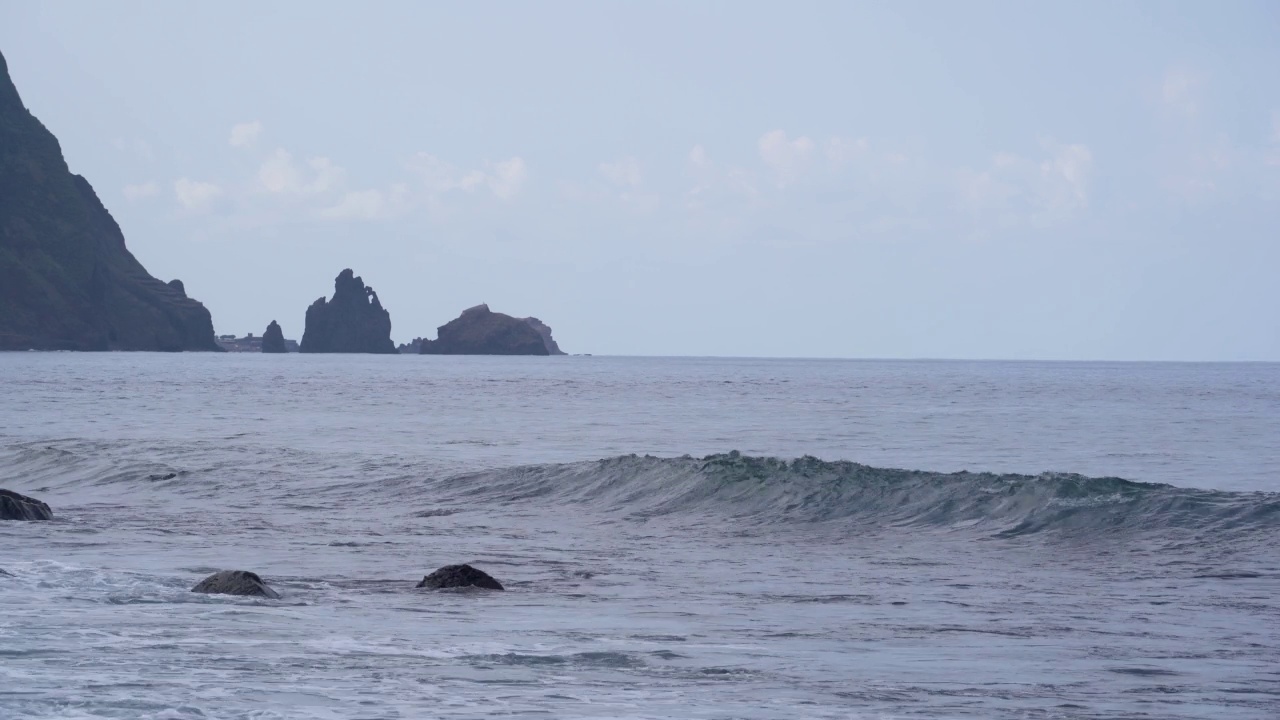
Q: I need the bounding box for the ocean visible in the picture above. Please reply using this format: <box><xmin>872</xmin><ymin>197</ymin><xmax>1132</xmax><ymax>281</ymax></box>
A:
<box><xmin>1</xmin><ymin>354</ymin><xmax>1277</xmax><ymax>719</ymax></box>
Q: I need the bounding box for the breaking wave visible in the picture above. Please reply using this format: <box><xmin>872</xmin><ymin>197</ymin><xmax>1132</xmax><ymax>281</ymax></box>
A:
<box><xmin>5</xmin><ymin>441</ymin><xmax>1277</xmax><ymax>540</ymax></box>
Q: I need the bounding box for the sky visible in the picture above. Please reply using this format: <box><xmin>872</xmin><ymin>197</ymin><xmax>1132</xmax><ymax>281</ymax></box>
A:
<box><xmin>2</xmin><ymin>1</ymin><xmax>1278</xmax><ymax>359</ymax></box>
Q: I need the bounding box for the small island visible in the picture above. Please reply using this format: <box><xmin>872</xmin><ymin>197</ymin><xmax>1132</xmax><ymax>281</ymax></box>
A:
<box><xmin>418</xmin><ymin>304</ymin><xmax>566</xmax><ymax>356</ymax></box>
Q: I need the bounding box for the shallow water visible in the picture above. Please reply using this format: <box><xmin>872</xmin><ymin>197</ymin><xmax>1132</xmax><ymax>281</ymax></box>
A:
<box><xmin>2</xmin><ymin>354</ymin><xmax>1278</xmax><ymax>719</ymax></box>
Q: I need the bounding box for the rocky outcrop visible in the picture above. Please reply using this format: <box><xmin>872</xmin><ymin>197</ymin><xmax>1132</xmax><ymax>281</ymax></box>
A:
<box><xmin>299</xmin><ymin>269</ymin><xmax>396</xmax><ymax>354</ymax></box>
<box><xmin>0</xmin><ymin>50</ymin><xmax>221</xmax><ymax>351</ymax></box>
<box><xmin>0</xmin><ymin>489</ymin><xmax>52</xmax><ymax>521</ymax></box>
<box><xmin>420</xmin><ymin>304</ymin><xmax>561</xmax><ymax>356</ymax></box>
<box><xmin>522</xmin><ymin>316</ymin><xmax>566</xmax><ymax>355</ymax></box>
<box><xmin>191</xmin><ymin>570</ymin><xmax>281</xmax><ymax>598</ymax></box>
<box><xmin>261</xmin><ymin>320</ymin><xmax>287</xmax><ymax>353</ymax></box>
<box><xmin>416</xmin><ymin>564</ymin><xmax>504</xmax><ymax>590</ymax></box>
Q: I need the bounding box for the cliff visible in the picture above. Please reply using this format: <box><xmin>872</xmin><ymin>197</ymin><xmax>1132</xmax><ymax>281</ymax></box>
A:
<box><xmin>420</xmin><ymin>304</ymin><xmax>563</xmax><ymax>356</ymax></box>
<box><xmin>0</xmin><ymin>50</ymin><xmax>220</xmax><ymax>351</ymax></box>
<box><xmin>299</xmin><ymin>269</ymin><xmax>396</xmax><ymax>354</ymax></box>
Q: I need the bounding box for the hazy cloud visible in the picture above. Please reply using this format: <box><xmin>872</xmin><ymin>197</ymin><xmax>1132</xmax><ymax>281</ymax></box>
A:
<box><xmin>758</xmin><ymin>130</ymin><xmax>815</xmax><ymax>187</ymax></box>
<box><xmin>321</xmin><ymin>184</ymin><xmax>410</xmax><ymax>220</ymax></box>
<box><xmin>229</xmin><ymin>120</ymin><xmax>263</xmax><ymax>148</ymax></box>
<box><xmin>825</xmin><ymin>136</ymin><xmax>870</xmax><ymax>168</ymax></box>
<box><xmin>599</xmin><ymin>157</ymin><xmax>643</xmax><ymax>188</ymax></box>
<box><xmin>1161</xmin><ymin>69</ymin><xmax>1203</xmax><ymax>116</ymax></box>
<box><xmin>173</xmin><ymin>178</ymin><xmax>223</xmax><ymax>212</ymax></box>
<box><xmin>486</xmin><ymin>157</ymin><xmax>528</xmax><ymax>200</ymax></box>
<box><xmin>122</xmin><ymin>181</ymin><xmax>159</xmax><ymax>201</ymax></box>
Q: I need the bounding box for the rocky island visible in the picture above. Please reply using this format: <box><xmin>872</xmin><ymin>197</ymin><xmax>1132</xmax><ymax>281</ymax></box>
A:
<box><xmin>0</xmin><ymin>50</ymin><xmax>220</xmax><ymax>351</ymax></box>
<box><xmin>299</xmin><ymin>269</ymin><xmax>396</xmax><ymax>354</ymax></box>
<box><xmin>419</xmin><ymin>304</ymin><xmax>566</xmax><ymax>356</ymax></box>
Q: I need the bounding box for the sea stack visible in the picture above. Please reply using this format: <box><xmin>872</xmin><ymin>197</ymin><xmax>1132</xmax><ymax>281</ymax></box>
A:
<box><xmin>261</xmin><ymin>320</ymin><xmax>287</xmax><ymax>353</ymax></box>
<box><xmin>420</xmin><ymin>304</ymin><xmax>563</xmax><ymax>356</ymax></box>
<box><xmin>0</xmin><ymin>49</ymin><xmax>221</xmax><ymax>351</ymax></box>
<box><xmin>299</xmin><ymin>269</ymin><xmax>396</xmax><ymax>354</ymax></box>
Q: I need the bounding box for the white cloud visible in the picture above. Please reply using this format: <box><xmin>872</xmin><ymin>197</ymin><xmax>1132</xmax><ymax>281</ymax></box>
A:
<box><xmin>229</xmin><ymin>121</ymin><xmax>263</xmax><ymax>148</ymax></box>
<box><xmin>758</xmin><ymin>130</ymin><xmax>815</xmax><ymax>187</ymax></box>
<box><xmin>173</xmin><ymin>178</ymin><xmax>223</xmax><ymax>212</ymax></box>
<box><xmin>599</xmin><ymin>157</ymin><xmax>643</xmax><ymax>188</ymax></box>
<box><xmin>256</xmin><ymin>148</ymin><xmax>344</xmax><ymax>195</ymax></box>
<box><xmin>123</xmin><ymin>181</ymin><xmax>159</xmax><ymax>201</ymax></box>
<box><xmin>406</xmin><ymin>153</ymin><xmax>526</xmax><ymax>200</ymax></box>
<box><xmin>955</xmin><ymin>143</ymin><xmax>1093</xmax><ymax>227</ymax></box>
<box><xmin>689</xmin><ymin>144</ymin><xmax>710</xmax><ymax>170</ymax></box>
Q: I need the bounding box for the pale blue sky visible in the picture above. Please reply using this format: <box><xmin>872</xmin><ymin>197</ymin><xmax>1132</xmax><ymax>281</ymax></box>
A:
<box><xmin>2</xmin><ymin>1</ymin><xmax>1277</xmax><ymax>358</ymax></box>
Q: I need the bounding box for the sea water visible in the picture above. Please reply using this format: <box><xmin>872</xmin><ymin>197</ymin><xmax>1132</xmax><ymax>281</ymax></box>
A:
<box><xmin>1</xmin><ymin>354</ymin><xmax>1277</xmax><ymax>719</ymax></box>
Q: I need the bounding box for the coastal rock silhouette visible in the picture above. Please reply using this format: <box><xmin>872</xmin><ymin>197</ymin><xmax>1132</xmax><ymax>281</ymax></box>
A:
<box><xmin>191</xmin><ymin>570</ymin><xmax>281</xmax><ymax>599</ymax></box>
<box><xmin>0</xmin><ymin>50</ymin><xmax>220</xmax><ymax>351</ymax></box>
<box><xmin>416</xmin><ymin>564</ymin><xmax>505</xmax><ymax>591</ymax></box>
<box><xmin>0</xmin><ymin>489</ymin><xmax>53</xmax><ymax>521</ymax></box>
<box><xmin>299</xmin><ymin>269</ymin><xmax>396</xmax><ymax>354</ymax></box>
<box><xmin>419</xmin><ymin>304</ymin><xmax>561</xmax><ymax>356</ymax></box>
<box><xmin>261</xmin><ymin>320</ymin><xmax>287</xmax><ymax>353</ymax></box>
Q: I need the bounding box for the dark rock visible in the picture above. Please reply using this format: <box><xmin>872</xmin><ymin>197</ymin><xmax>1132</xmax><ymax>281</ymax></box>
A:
<box><xmin>416</xmin><ymin>564</ymin><xmax>504</xmax><ymax>591</ymax></box>
<box><xmin>167</xmin><ymin>279</ymin><xmax>186</xmax><ymax>296</ymax></box>
<box><xmin>299</xmin><ymin>269</ymin><xmax>396</xmax><ymax>354</ymax></box>
<box><xmin>0</xmin><ymin>50</ymin><xmax>221</xmax><ymax>352</ymax></box>
<box><xmin>0</xmin><ymin>489</ymin><xmax>52</xmax><ymax>521</ymax></box>
<box><xmin>191</xmin><ymin>570</ymin><xmax>281</xmax><ymax>599</ymax></box>
<box><xmin>397</xmin><ymin>338</ymin><xmax>423</xmax><ymax>354</ymax></box>
<box><xmin>261</xmin><ymin>320</ymin><xmax>287</xmax><ymax>353</ymax></box>
<box><xmin>523</xmin><ymin>316</ymin><xmax>566</xmax><ymax>355</ymax></box>
<box><xmin>419</xmin><ymin>304</ymin><xmax>557</xmax><ymax>356</ymax></box>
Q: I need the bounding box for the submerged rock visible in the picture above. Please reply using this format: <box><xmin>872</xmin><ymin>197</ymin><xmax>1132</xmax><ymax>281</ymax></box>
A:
<box><xmin>191</xmin><ymin>570</ymin><xmax>281</xmax><ymax>599</ymax></box>
<box><xmin>419</xmin><ymin>304</ymin><xmax>561</xmax><ymax>356</ymax></box>
<box><xmin>0</xmin><ymin>489</ymin><xmax>53</xmax><ymax>521</ymax></box>
<box><xmin>416</xmin><ymin>564</ymin><xmax>504</xmax><ymax>591</ymax></box>
<box><xmin>299</xmin><ymin>269</ymin><xmax>396</xmax><ymax>354</ymax></box>
<box><xmin>261</xmin><ymin>320</ymin><xmax>287</xmax><ymax>353</ymax></box>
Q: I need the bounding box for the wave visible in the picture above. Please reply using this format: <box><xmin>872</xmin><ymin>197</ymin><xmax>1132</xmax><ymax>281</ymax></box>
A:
<box><xmin>426</xmin><ymin>452</ymin><xmax>1280</xmax><ymax>539</ymax></box>
<box><xmin>4</xmin><ymin>440</ymin><xmax>1277</xmax><ymax>539</ymax></box>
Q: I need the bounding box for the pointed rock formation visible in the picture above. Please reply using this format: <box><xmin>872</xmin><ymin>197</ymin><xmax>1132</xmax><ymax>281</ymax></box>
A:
<box><xmin>299</xmin><ymin>269</ymin><xmax>396</xmax><ymax>354</ymax></box>
<box><xmin>261</xmin><ymin>320</ymin><xmax>287</xmax><ymax>353</ymax></box>
<box><xmin>420</xmin><ymin>304</ymin><xmax>562</xmax><ymax>356</ymax></box>
<box><xmin>0</xmin><ymin>50</ymin><xmax>220</xmax><ymax>351</ymax></box>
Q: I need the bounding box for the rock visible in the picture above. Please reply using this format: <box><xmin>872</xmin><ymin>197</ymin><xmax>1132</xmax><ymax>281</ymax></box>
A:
<box><xmin>419</xmin><ymin>304</ymin><xmax>559</xmax><ymax>356</ymax></box>
<box><xmin>299</xmin><ymin>269</ymin><xmax>397</xmax><ymax>354</ymax></box>
<box><xmin>0</xmin><ymin>489</ymin><xmax>53</xmax><ymax>521</ymax></box>
<box><xmin>416</xmin><ymin>564</ymin><xmax>504</xmax><ymax>591</ymax></box>
<box><xmin>522</xmin><ymin>316</ymin><xmax>567</xmax><ymax>355</ymax></box>
<box><xmin>0</xmin><ymin>50</ymin><xmax>221</xmax><ymax>352</ymax></box>
<box><xmin>261</xmin><ymin>320</ymin><xmax>287</xmax><ymax>353</ymax></box>
<box><xmin>191</xmin><ymin>570</ymin><xmax>281</xmax><ymax>599</ymax></box>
